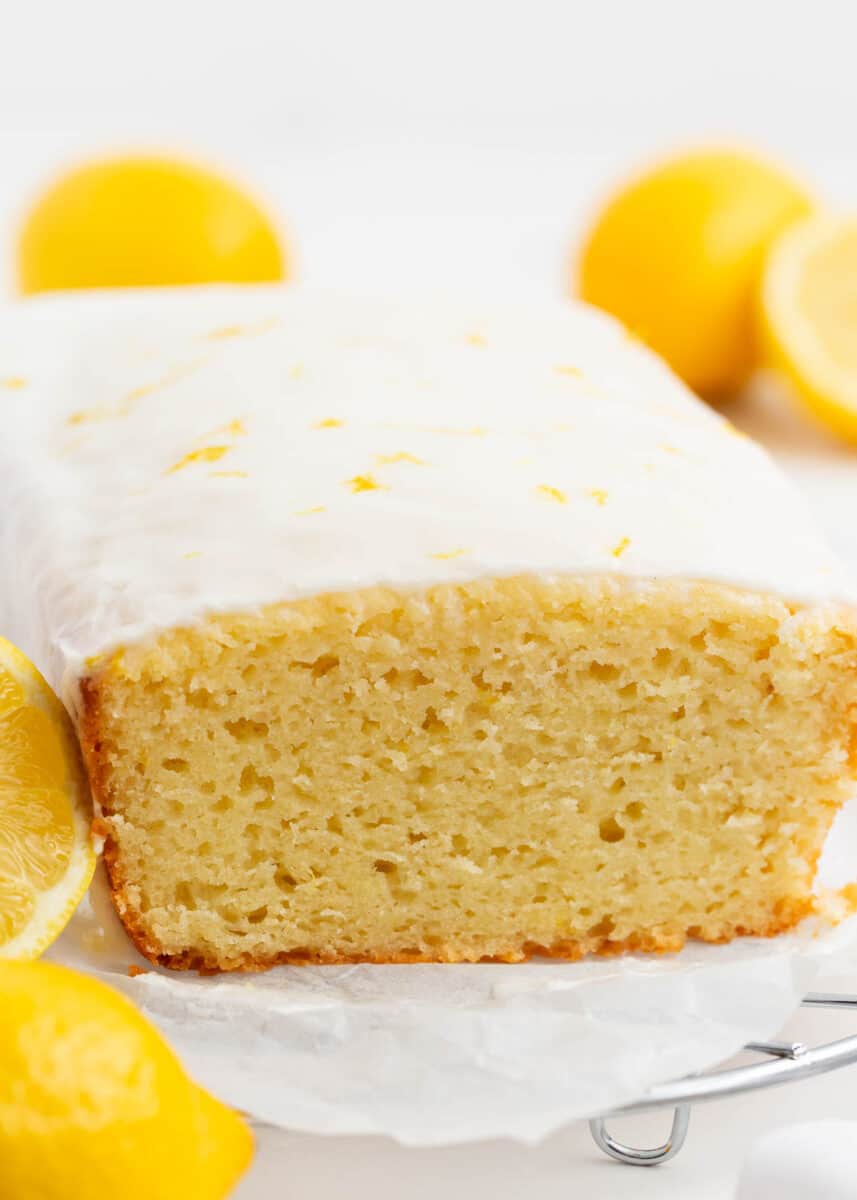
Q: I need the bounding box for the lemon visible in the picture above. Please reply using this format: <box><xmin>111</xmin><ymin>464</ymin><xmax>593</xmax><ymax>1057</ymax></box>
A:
<box><xmin>760</xmin><ymin>213</ymin><xmax>857</xmax><ymax>444</ymax></box>
<box><xmin>0</xmin><ymin>960</ymin><xmax>253</xmax><ymax>1199</ymax></box>
<box><xmin>0</xmin><ymin>637</ymin><xmax>95</xmax><ymax>958</ymax></box>
<box><xmin>17</xmin><ymin>154</ymin><xmax>286</xmax><ymax>295</ymax></box>
<box><xmin>577</xmin><ymin>148</ymin><xmax>813</xmax><ymax>398</ymax></box>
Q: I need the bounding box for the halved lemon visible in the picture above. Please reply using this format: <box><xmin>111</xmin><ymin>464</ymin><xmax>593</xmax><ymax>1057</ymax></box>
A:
<box><xmin>0</xmin><ymin>638</ymin><xmax>95</xmax><ymax>959</ymax></box>
<box><xmin>760</xmin><ymin>214</ymin><xmax>857</xmax><ymax>444</ymax></box>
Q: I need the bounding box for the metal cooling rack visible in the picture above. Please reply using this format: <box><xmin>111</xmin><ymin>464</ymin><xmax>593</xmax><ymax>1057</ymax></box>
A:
<box><xmin>589</xmin><ymin>992</ymin><xmax>857</xmax><ymax>1167</ymax></box>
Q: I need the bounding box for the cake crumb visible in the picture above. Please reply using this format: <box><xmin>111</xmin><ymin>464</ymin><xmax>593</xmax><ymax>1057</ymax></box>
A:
<box><xmin>315</xmin><ymin>417</ymin><xmax>343</xmax><ymax>429</ymax></box>
<box><xmin>554</xmin><ymin>365</ymin><xmax>582</xmax><ymax>378</ymax></box>
<box><xmin>430</xmin><ymin>548</ymin><xmax>470</xmax><ymax>560</ymax></box>
<box><xmin>128</xmin><ymin>965</ymin><xmax>150</xmax><ymax>978</ymax></box>
<box><xmin>91</xmin><ymin>816</ymin><xmax>110</xmax><ymax>840</ymax></box>
<box><xmin>612</xmin><ymin>536</ymin><xmax>631</xmax><ymax>558</ymax></box>
<box><xmin>465</xmin><ymin>332</ymin><xmax>487</xmax><ymax>346</ymax></box>
<box><xmin>1</xmin><ymin>376</ymin><xmax>27</xmax><ymax>389</ymax></box>
<box><xmin>295</xmin><ymin>506</ymin><xmax>326</xmax><ymax>516</ymax></box>
<box><xmin>589</xmin><ymin>489</ymin><xmax>609</xmax><ymax>505</ymax></box>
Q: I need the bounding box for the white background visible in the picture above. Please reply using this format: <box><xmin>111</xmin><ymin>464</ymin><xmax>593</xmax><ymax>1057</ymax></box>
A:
<box><xmin>4</xmin><ymin>0</ymin><xmax>857</xmax><ymax>299</ymax></box>
<box><xmin>5</xmin><ymin>2</ymin><xmax>857</xmax><ymax>1195</ymax></box>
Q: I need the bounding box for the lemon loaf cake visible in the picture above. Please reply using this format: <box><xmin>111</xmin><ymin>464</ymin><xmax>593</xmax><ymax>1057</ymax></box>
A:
<box><xmin>2</xmin><ymin>287</ymin><xmax>857</xmax><ymax>972</ymax></box>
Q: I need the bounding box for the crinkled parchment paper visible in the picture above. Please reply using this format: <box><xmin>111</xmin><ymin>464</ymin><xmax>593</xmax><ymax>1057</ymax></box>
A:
<box><xmin>46</xmin><ymin>801</ymin><xmax>857</xmax><ymax>1146</ymax></box>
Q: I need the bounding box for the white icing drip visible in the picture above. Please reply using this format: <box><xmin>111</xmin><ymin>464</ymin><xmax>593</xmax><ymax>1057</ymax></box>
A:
<box><xmin>0</xmin><ymin>285</ymin><xmax>853</xmax><ymax>710</ymax></box>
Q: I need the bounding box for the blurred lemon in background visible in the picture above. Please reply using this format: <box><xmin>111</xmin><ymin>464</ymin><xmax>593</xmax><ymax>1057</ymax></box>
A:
<box><xmin>577</xmin><ymin>148</ymin><xmax>813</xmax><ymax>398</ymax></box>
<box><xmin>0</xmin><ymin>960</ymin><xmax>253</xmax><ymax>1199</ymax></box>
<box><xmin>760</xmin><ymin>214</ymin><xmax>857</xmax><ymax>444</ymax></box>
<box><xmin>0</xmin><ymin>636</ymin><xmax>95</xmax><ymax>959</ymax></box>
<box><xmin>17</xmin><ymin>155</ymin><xmax>286</xmax><ymax>294</ymax></box>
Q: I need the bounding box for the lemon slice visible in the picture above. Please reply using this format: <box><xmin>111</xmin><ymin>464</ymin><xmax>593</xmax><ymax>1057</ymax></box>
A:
<box><xmin>0</xmin><ymin>638</ymin><xmax>95</xmax><ymax>959</ymax></box>
<box><xmin>760</xmin><ymin>214</ymin><xmax>857</xmax><ymax>443</ymax></box>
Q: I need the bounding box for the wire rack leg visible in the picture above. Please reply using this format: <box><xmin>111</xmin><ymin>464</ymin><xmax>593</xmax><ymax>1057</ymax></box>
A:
<box><xmin>589</xmin><ymin>1104</ymin><xmax>690</xmax><ymax>1166</ymax></box>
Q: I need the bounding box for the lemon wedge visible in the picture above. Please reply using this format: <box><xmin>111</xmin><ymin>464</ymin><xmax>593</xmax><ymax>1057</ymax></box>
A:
<box><xmin>760</xmin><ymin>214</ymin><xmax>857</xmax><ymax>444</ymax></box>
<box><xmin>0</xmin><ymin>960</ymin><xmax>253</xmax><ymax>1199</ymax></box>
<box><xmin>0</xmin><ymin>637</ymin><xmax>95</xmax><ymax>959</ymax></box>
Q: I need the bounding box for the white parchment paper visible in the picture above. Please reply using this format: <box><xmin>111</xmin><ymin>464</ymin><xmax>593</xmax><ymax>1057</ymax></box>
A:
<box><xmin>46</xmin><ymin>801</ymin><xmax>857</xmax><ymax>1147</ymax></box>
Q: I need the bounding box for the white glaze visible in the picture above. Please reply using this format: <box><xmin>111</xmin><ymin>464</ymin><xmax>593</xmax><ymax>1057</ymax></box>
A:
<box><xmin>0</xmin><ymin>285</ymin><xmax>852</xmax><ymax>711</ymax></box>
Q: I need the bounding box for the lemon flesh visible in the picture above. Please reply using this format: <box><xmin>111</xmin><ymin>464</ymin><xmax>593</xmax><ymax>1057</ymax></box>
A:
<box><xmin>760</xmin><ymin>214</ymin><xmax>857</xmax><ymax>444</ymax></box>
<box><xmin>0</xmin><ymin>638</ymin><xmax>95</xmax><ymax>958</ymax></box>
<box><xmin>0</xmin><ymin>960</ymin><xmax>253</xmax><ymax>1199</ymax></box>
<box><xmin>578</xmin><ymin>148</ymin><xmax>813</xmax><ymax>398</ymax></box>
<box><xmin>17</xmin><ymin>155</ymin><xmax>286</xmax><ymax>294</ymax></box>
